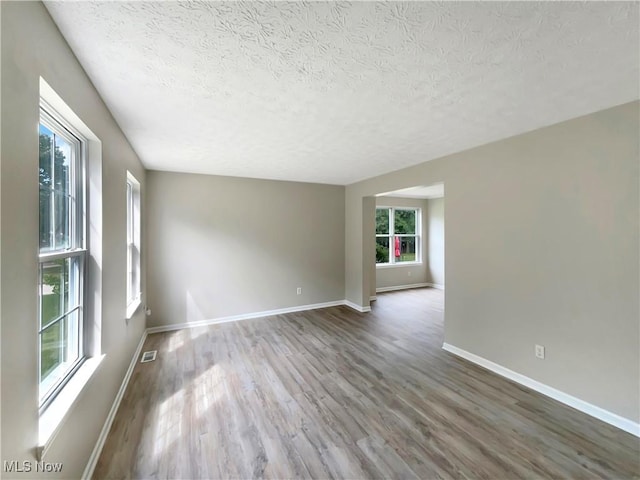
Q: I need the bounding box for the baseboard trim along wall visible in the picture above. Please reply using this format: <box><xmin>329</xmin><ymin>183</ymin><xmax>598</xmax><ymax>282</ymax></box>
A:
<box><xmin>82</xmin><ymin>330</ymin><xmax>149</xmax><ymax>480</ymax></box>
<box><xmin>343</xmin><ymin>300</ymin><xmax>372</xmax><ymax>313</ymax></box>
<box><xmin>84</xmin><ymin>305</ymin><xmax>638</xmax><ymax>480</ymax></box>
<box><xmin>84</xmin><ymin>298</ymin><xmax>372</xmax><ymax>474</ymax></box>
<box><xmin>442</xmin><ymin>343</ymin><xmax>640</xmax><ymax>437</ymax></box>
<box><xmin>376</xmin><ymin>282</ymin><xmax>430</xmax><ymax>293</ymax></box>
<box><xmin>146</xmin><ymin>299</ymin><xmax>368</xmax><ymax>334</ymax></box>
<box><xmin>428</xmin><ymin>283</ymin><xmax>444</xmax><ymax>290</ymax></box>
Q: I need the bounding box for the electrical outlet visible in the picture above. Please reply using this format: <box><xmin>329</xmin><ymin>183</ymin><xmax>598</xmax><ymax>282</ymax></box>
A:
<box><xmin>535</xmin><ymin>344</ymin><xmax>545</xmax><ymax>359</ymax></box>
<box><xmin>296</xmin><ymin>287</ymin><xmax>302</xmax><ymax>295</ymax></box>
<box><xmin>408</xmin><ymin>271</ymin><xmax>412</xmax><ymax>277</ymax></box>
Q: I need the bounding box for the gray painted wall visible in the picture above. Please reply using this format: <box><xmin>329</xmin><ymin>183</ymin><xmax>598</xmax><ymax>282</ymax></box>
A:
<box><xmin>374</xmin><ymin>197</ymin><xmax>429</xmax><ymax>290</ymax></box>
<box><xmin>345</xmin><ymin>102</ymin><xmax>640</xmax><ymax>423</ymax></box>
<box><xmin>1</xmin><ymin>4</ymin><xmax>638</xmax><ymax>474</ymax></box>
<box><xmin>146</xmin><ymin>171</ymin><xmax>345</xmax><ymax>327</ymax></box>
<box><xmin>426</xmin><ymin>197</ymin><xmax>445</xmax><ymax>287</ymax></box>
<box><xmin>1</xmin><ymin>2</ymin><xmax>146</xmax><ymax>478</ymax></box>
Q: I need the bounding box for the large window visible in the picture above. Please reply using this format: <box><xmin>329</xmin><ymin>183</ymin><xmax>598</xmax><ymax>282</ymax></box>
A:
<box><xmin>126</xmin><ymin>172</ymin><xmax>141</xmax><ymax>318</ymax></box>
<box><xmin>38</xmin><ymin>106</ymin><xmax>86</xmax><ymax>406</ymax></box>
<box><xmin>376</xmin><ymin>207</ymin><xmax>420</xmax><ymax>265</ymax></box>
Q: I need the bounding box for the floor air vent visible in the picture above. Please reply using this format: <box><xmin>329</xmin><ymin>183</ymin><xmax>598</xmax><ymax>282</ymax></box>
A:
<box><xmin>141</xmin><ymin>350</ymin><xmax>157</xmax><ymax>363</ymax></box>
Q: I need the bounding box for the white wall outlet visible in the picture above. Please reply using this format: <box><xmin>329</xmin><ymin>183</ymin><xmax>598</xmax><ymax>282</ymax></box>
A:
<box><xmin>408</xmin><ymin>271</ymin><xmax>412</xmax><ymax>277</ymax></box>
<box><xmin>296</xmin><ymin>287</ymin><xmax>302</xmax><ymax>295</ymax></box>
<box><xmin>145</xmin><ymin>307</ymin><xmax>152</xmax><ymax>316</ymax></box>
<box><xmin>535</xmin><ymin>344</ymin><xmax>545</xmax><ymax>359</ymax></box>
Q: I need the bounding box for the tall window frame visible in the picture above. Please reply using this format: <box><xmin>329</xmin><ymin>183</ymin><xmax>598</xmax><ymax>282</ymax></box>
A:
<box><xmin>126</xmin><ymin>172</ymin><xmax>141</xmax><ymax>319</ymax></box>
<box><xmin>375</xmin><ymin>207</ymin><xmax>421</xmax><ymax>266</ymax></box>
<box><xmin>38</xmin><ymin>104</ymin><xmax>87</xmax><ymax>409</ymax></box>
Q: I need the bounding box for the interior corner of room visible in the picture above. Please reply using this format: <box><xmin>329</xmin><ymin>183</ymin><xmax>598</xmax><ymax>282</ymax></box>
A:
<box><xmin>1</xmin><ymin>1</ymin><xmax>638</xmax><ymax>479</ymax></box>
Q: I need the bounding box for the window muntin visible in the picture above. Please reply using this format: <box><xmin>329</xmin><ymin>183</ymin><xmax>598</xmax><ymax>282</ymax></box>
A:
<box><xmin>38</xmin><ymin>107</ymin><xmax>86</xmax><ymax>406</ymax></box>
<box><xmin>126</xmin><ymin>173</ymin><xmax>141</xmax><ymax>316</ymax></box>
<box><xmin>375</xmin><ymin>207</ymin><xmax>420</xmax><ymax>265</ymax></box>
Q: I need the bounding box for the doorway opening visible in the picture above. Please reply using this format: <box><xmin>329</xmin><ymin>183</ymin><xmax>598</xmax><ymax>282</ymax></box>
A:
<box><xmin>370</xmin><ymin>183</ymin><xmax>444</xmax><ymax>307</ymax></box>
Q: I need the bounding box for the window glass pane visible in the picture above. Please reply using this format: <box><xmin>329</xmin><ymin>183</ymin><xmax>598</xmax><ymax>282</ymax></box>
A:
<box><xmin>52</xmin><ymin>190</ymin><xmax>71</xmax><ymax>250</ymax></box>
<box><xmin>376</xmin><ymin>208</ymin><xmax>390</xmax><ymax>234</ymax></box>
<box><xmin>39</xmin><ymin>124</ymin><xmax>54</xmax><ymax>188</ymax></box>
<box><xmin>126</xmin><ymin>182</ymin><xmax>133</xmax><ymax>302</ymax></box>
<box><xmin>376</xmin><ymin>237</ymin><xmax>390</xmax><ymax>264</ymax></box>
<box><xmin>39</xmin><ymin>123</ymin><xmax>73</xmax><ymax>252</ymax></box>
<box><xmin>40</xmin><ymin>259</ymin><xmax>69</xmax><ymax>327</ymax></box>
<box><xmin>127</xmin><ymin>245</ymin><xmax>133</xmax><ymax>302</ymax></box>
<box><xmin>40</xmin><ymin>319</ymin><xmax>63</xmax><ymax>381</ymax></box>
<box><xmin>38</xmin><ymin>109</ymin><xmax>85</xmax><ymax>405</ymax></box>
<box><xmin>394</xmin><ymin>209</ymin><xmax>416</xmax><ymax>234</ymax></box>
<box><xmin>126</xmin><ymin>176</ymin><xmax>141</xmax><ymax>308</ymax></box>
<box><xmin>396</xmin><ymin>236</ymin><xmax>417</xmax><ymax>263</ymax></box>
<box><xmin>40</xmin><ymin>257</ymin><xmax>80</xmax><ymax>327</ymax></box>
<box><xmin>39</xmin><ymin>310</ymin><xmax>80</xmax><ymax>386</ymax></box>
<box><xmin>126</xmin><ymin>183</ymin><xmax>133</xmax><ymax>243</ymax></box>
<box><xmin>64</xmin><ymin>309</ymin><xmax>80</xmax><ymax>367</ymax></box>
<box><xmin>54</xmin><ymin>134</ymin><xmax>71</xmax><ymax>200</ymax></box>
<box><xmin>39</xmin><ymin>126</ymin><xmax>54</xmax><ymax>251</ymax></box>
<box><xmin>131</xmin><ymin>244</ymin><xmax>139</xmax><ymax>298</ymax></box>
<box><xmin>39</xmin><ymin>186</ymin><xmax>52</xmax><ymax>250</ymax></box>
<box><xmin>54</xmin><ymin>134</ymin><xmax>71</xmax><ymax>250</ymax></box>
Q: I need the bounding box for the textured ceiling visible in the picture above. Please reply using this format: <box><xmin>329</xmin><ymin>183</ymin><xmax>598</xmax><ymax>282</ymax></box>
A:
<box><xmin>45</xmin><ymin>1</ymin><xmax>639</xmax><ymax>185</ymax></box>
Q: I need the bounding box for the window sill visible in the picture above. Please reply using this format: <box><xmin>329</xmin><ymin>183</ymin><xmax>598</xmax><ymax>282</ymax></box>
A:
<box><xmin>126</xmin><ymin>297</ymin><xmax>142</xmax><ymax>320</ymax></box>
<box><xmin>39</xmin><ymin>355</ymin><xmax>105</xmax><ymax>460</ymax></box>
<box><xmin>376</xmin><ymin>262</ymin><xmax>423</xmax><ymax>269</ymax></box>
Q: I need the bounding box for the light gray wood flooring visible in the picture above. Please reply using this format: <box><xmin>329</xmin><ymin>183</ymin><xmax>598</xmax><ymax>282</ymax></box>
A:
<box><xmin>94</xmin><ymin>288</ymin><xmax>639</xmax><ymax>479</ymax></box>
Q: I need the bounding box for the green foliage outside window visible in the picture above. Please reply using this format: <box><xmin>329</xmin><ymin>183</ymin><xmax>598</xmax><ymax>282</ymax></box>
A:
<box><xmin>394</xmin><ymin>209</ymin><xmax>416</xmax><ymax>234</ymax></box>
<box><xmin>39</xmin><ymin>126</ymin><xmax>71</xmax><ymax>381</ymax></box>
<box><xmin>376</xmin><ymin>207</ymin><xmax>418</xmax><ymax>264</ymax></box>
<box><xmin>375</xmin><ymin>208</ymin><xmax>389</xmax><ymax>234</ymax></box>
<box><xmin>39</xmin><ymin>129</ymin><xmax>70</xmax><ymax>250</ymax></box>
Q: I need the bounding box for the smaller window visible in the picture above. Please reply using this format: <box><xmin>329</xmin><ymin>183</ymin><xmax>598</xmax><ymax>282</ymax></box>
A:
<box><xmin>126</xmin><ymin>172</ymin><xmax>141</xmax><ymax>318</ymax></box>
<box><xmin>375</xmin><ymin>207</ymin><xmax>421</xmax><ymax>265</ymax></box>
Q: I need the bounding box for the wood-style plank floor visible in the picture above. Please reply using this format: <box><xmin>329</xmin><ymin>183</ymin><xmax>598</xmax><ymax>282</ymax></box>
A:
<box><xmin>94</xmin><ymin>288</ymin><xmax>639</xmax><ymax>479</ymax></box>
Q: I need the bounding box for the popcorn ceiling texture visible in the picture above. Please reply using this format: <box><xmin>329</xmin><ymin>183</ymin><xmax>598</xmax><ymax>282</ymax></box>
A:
<box><xmin>45</xmin><ymin>1</ymin><xmax>639</xmax><ymax>185</ymax></box>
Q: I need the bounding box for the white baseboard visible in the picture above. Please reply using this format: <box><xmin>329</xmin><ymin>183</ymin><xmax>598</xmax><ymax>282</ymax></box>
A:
<box><xmin>427</xmin><ymin>283</ymin><xmax>444</xmax><ymax>290</ymax></box>
<box><xmin>442</xmin><ymin>343</ymin><xmax>640</xmax><ymax>437</ymax></box>
<box><xmin>369</xmin><ymin>295</ymin><xmax>377</xmax><ymax>302</ymax></box>
<box><xmin>376</xmin><ymin>283</ymin><xmax>430</xmax><ymax>293</ymax></box>
<box><xmin>343</xmin><ymin>300</ymin><xmax>372</xmax><ymax>313</ymax></box>
<box><xmin>82</xmin><ymin>330</ymin><xmax>148</xmax><ymax>480</ymax></box>
<box><xmin>147</xmin><ymin>300</ymin><xmax>350</xmax><ymax>334</ymax></box>
<box><xmin>84</xmin><ymin>298</ymin><xmax>370</xmax><ymax>476</ymax></box>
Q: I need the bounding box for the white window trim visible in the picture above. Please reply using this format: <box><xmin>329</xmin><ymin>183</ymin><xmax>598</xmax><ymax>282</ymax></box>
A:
<box><xmin>38</xmin><ymin>103</ymin><xmax>88</xmax><ymax>411</ymax></box>
<box><xmin>376</xmin><ymin>261</ymin><xmax>422</xmax><ymax>269</ymax></box>
<box><xmin>38</xmin><ymin>77</ymin><xmax>104</xmax><ymax>459</ymax></box>
<box><xmin>375</xmin><ymin>206</ymin><xmax>422</xmax><ymax>267</ymax></box>
<box><xmin>39</xmin><ymin>355</ymin><xmax>104</xmax><ymax>460</ymax></box>
<box><xmin>126</xmin><ymin>297</ymin><xmax>142</xmax><ymax>321</ymax></box>
<box><xmin>126</xmin><ymin>171</ymin><xmax>141</xmax><ymax>320</ymax></box>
